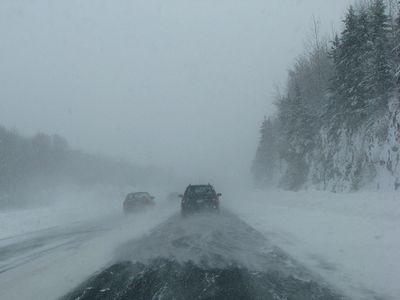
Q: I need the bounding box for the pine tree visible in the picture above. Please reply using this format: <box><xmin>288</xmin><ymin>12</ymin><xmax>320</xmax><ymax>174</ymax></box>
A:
<box><xmin>393</xmin><ymin>2</ymin><xmax>400</xmax><ymax>89</ymax></box>
<box><xmin>342</xmin><ymin>6</ymin><xmax>371</xmax><ymax>122</ymax></box>
<box><xmin>329</xmin><ymin>5</ymin><xmax>388</xmax><ymax>126</ymax></box>
<box><xmin>252</xmin><ymin>117</ymin><xmax>277</xmax><ymax>187</ymax></box>
<box><xmin>331</xmin><ymin>7</ymin><xmax>360</xmax><ymax>124</ymax></box>
<box><xmin>327</xmin><ymin>34</ymin><xmax>345</xmax><ymax>128</ymax></box>
<box><xmin>276</xmin><ymin>83</ymin><xmax>311</xmax><ymax>190</ymax></box>
<box><xmin>368</xmin><ymin>0</ymin><xmax>394</xmax><ymax>109</ymax></box>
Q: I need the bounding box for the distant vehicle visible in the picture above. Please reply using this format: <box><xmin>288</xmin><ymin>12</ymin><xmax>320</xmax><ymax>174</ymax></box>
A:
<box><xmin>167</xmin><ymin>192</ymin><xmax>180</xmax><ymax>202</ymax></box>
<box><xmin>180</xmin><ymin>184</ymin><xmax>221</xmax><ymax>215</ymax></box>
<box><xmin>123</xmin><ymin>192</ymin><xmax>155</xmax><ymax>214</ymax></box>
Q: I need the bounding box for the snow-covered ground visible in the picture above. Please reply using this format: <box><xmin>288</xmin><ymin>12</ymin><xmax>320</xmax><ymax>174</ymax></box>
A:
<box><xmin>1</xmin><ymin>188</ymin><xmax>398</xmax><ymax>300</ymax></box>
<box><xmin>226</xmin><ymin>189</ymin><xmax>400</xmax><ymax>300</ymax></box>
<box><xmin>0</xmin><ymin>186</ymin><xmax>122</xmax><ymax>240</ymax></box>
<box><xmin>0</xmin><ymin>187</ymin><xmax>178</xmax><ymax>300</ymax></box>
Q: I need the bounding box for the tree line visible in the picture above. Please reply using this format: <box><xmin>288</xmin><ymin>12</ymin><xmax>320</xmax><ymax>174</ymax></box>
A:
<box><xmin>252</xmin><ymin>0</ymin><xmax>400</xmax><ymax>190</ymax></box>
<box><xmin>0</xmin><ymin>125</ymin><xmax>164</xmax><ymax>207</ymax></box>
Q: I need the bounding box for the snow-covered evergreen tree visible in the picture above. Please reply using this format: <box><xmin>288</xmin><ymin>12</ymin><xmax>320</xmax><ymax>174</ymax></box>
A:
<box><xmin>391</xmin><ymin>1</ymin><xmax>400</xmax><ymax>90</ymax></box>
<box><xmin>369</xmin><ymin>0</ymin><xmax>394</xmax><ymax>110</ymax></box>
<box><xmin>252</xmin><ymin>0</ymin><xmax>400</xmax><ymax>191</ymax></box>
<box><xmin>337</xmin><ymin>6</ymin><xmax>371</xmax><ymax>124</ymax></box>
<box><xmin>279</xmin><ymin>83</ymin><xmax>313</xmax><ymax>190</ymax></box>
<box><xmin>252</xmin><ymin>117</ymin><xmax>277</xmax><ymax>187</ymax></box>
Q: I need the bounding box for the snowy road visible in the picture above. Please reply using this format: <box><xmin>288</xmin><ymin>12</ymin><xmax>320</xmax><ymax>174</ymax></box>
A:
<box><xmin>0</xmin><ymin>207</ymin><xmax>344</xmax><ymax>300</ymax></box>
<box><xmin>1</xmin><ymin>190</ymin><xmax>396</xmax><ymax>300</ymax></box>
<box><xmin>0</xmin><ymin>218</ymin><xmax>118</xmax><ymax>275</ymax></box>
<box><xmin>62</xmin><ymin>211</ymin><xmax>344</xmax><ymax>300</ymax></box>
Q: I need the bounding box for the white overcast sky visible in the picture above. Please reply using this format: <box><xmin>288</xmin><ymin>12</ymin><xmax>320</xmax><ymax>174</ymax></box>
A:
<box><xmin>0</xmin><ymin>0</ymin><xmax>353</xmax><ymax>184</ymax></box>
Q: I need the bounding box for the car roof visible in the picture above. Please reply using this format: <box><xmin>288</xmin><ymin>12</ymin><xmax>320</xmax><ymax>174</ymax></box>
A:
<box><xmin>187</xmin><ymin>184</ymin><xmax>213</xmax><ymax>188</ymax></box>
<box><xmin>127</xmin><ymin>192</ymin><xmax>150</xmax><ymax>197</ymax></box>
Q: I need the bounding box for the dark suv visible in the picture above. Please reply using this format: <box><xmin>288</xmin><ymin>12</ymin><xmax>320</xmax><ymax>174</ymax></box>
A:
<box><xmin>180</xmin><ymin>184</ymin><xmax>221</xmax><ymax>215</ymax></box>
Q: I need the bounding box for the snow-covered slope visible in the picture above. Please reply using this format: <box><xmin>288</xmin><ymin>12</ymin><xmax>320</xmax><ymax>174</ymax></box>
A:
<box><xmin>306</xmin><ymin>101</ymin><xmax>400</xmax><ymax>191</ymax></box>
<box><xmin>266</xmin><ymin>100</ymin><xmax>400</xmax><ymax>192</ymax></box>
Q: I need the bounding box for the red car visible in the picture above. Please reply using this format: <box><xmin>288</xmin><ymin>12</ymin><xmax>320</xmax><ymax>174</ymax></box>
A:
<box><xmin>123</xmin><ymin>192</ymin><xmax>155</xmax><ymax>214</ymax></box>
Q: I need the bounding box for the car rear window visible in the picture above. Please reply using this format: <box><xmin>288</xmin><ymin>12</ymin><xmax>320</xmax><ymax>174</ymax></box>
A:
<box><xmin>186</xmin><ymin>186</ymin><xmax>215</xmax><ymax>196</ymax></box>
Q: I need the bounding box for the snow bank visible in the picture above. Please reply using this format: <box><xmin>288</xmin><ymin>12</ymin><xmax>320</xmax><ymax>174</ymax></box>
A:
<box><xmin>226</xmin><ymin>189</ymin><xmax>400</xmax><ymax>300</ymax></box>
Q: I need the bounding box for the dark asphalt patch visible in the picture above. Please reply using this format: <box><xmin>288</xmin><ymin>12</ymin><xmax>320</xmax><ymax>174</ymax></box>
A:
<box><xmin>61</xmin><ymin>258</ymin><xmax>344</xmax><ymax>300</ymax></box>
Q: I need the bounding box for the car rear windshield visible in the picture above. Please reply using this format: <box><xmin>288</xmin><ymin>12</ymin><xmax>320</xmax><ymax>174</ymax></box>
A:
<box><xmin>185</xmin><ymin>186</ymin><xmax>215</xmax><ymax>197</ymax></box>
<box><xmin>134</xmin><ymin>192</ymin><xmax>149</xmax><ymax>197</ymax></box>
